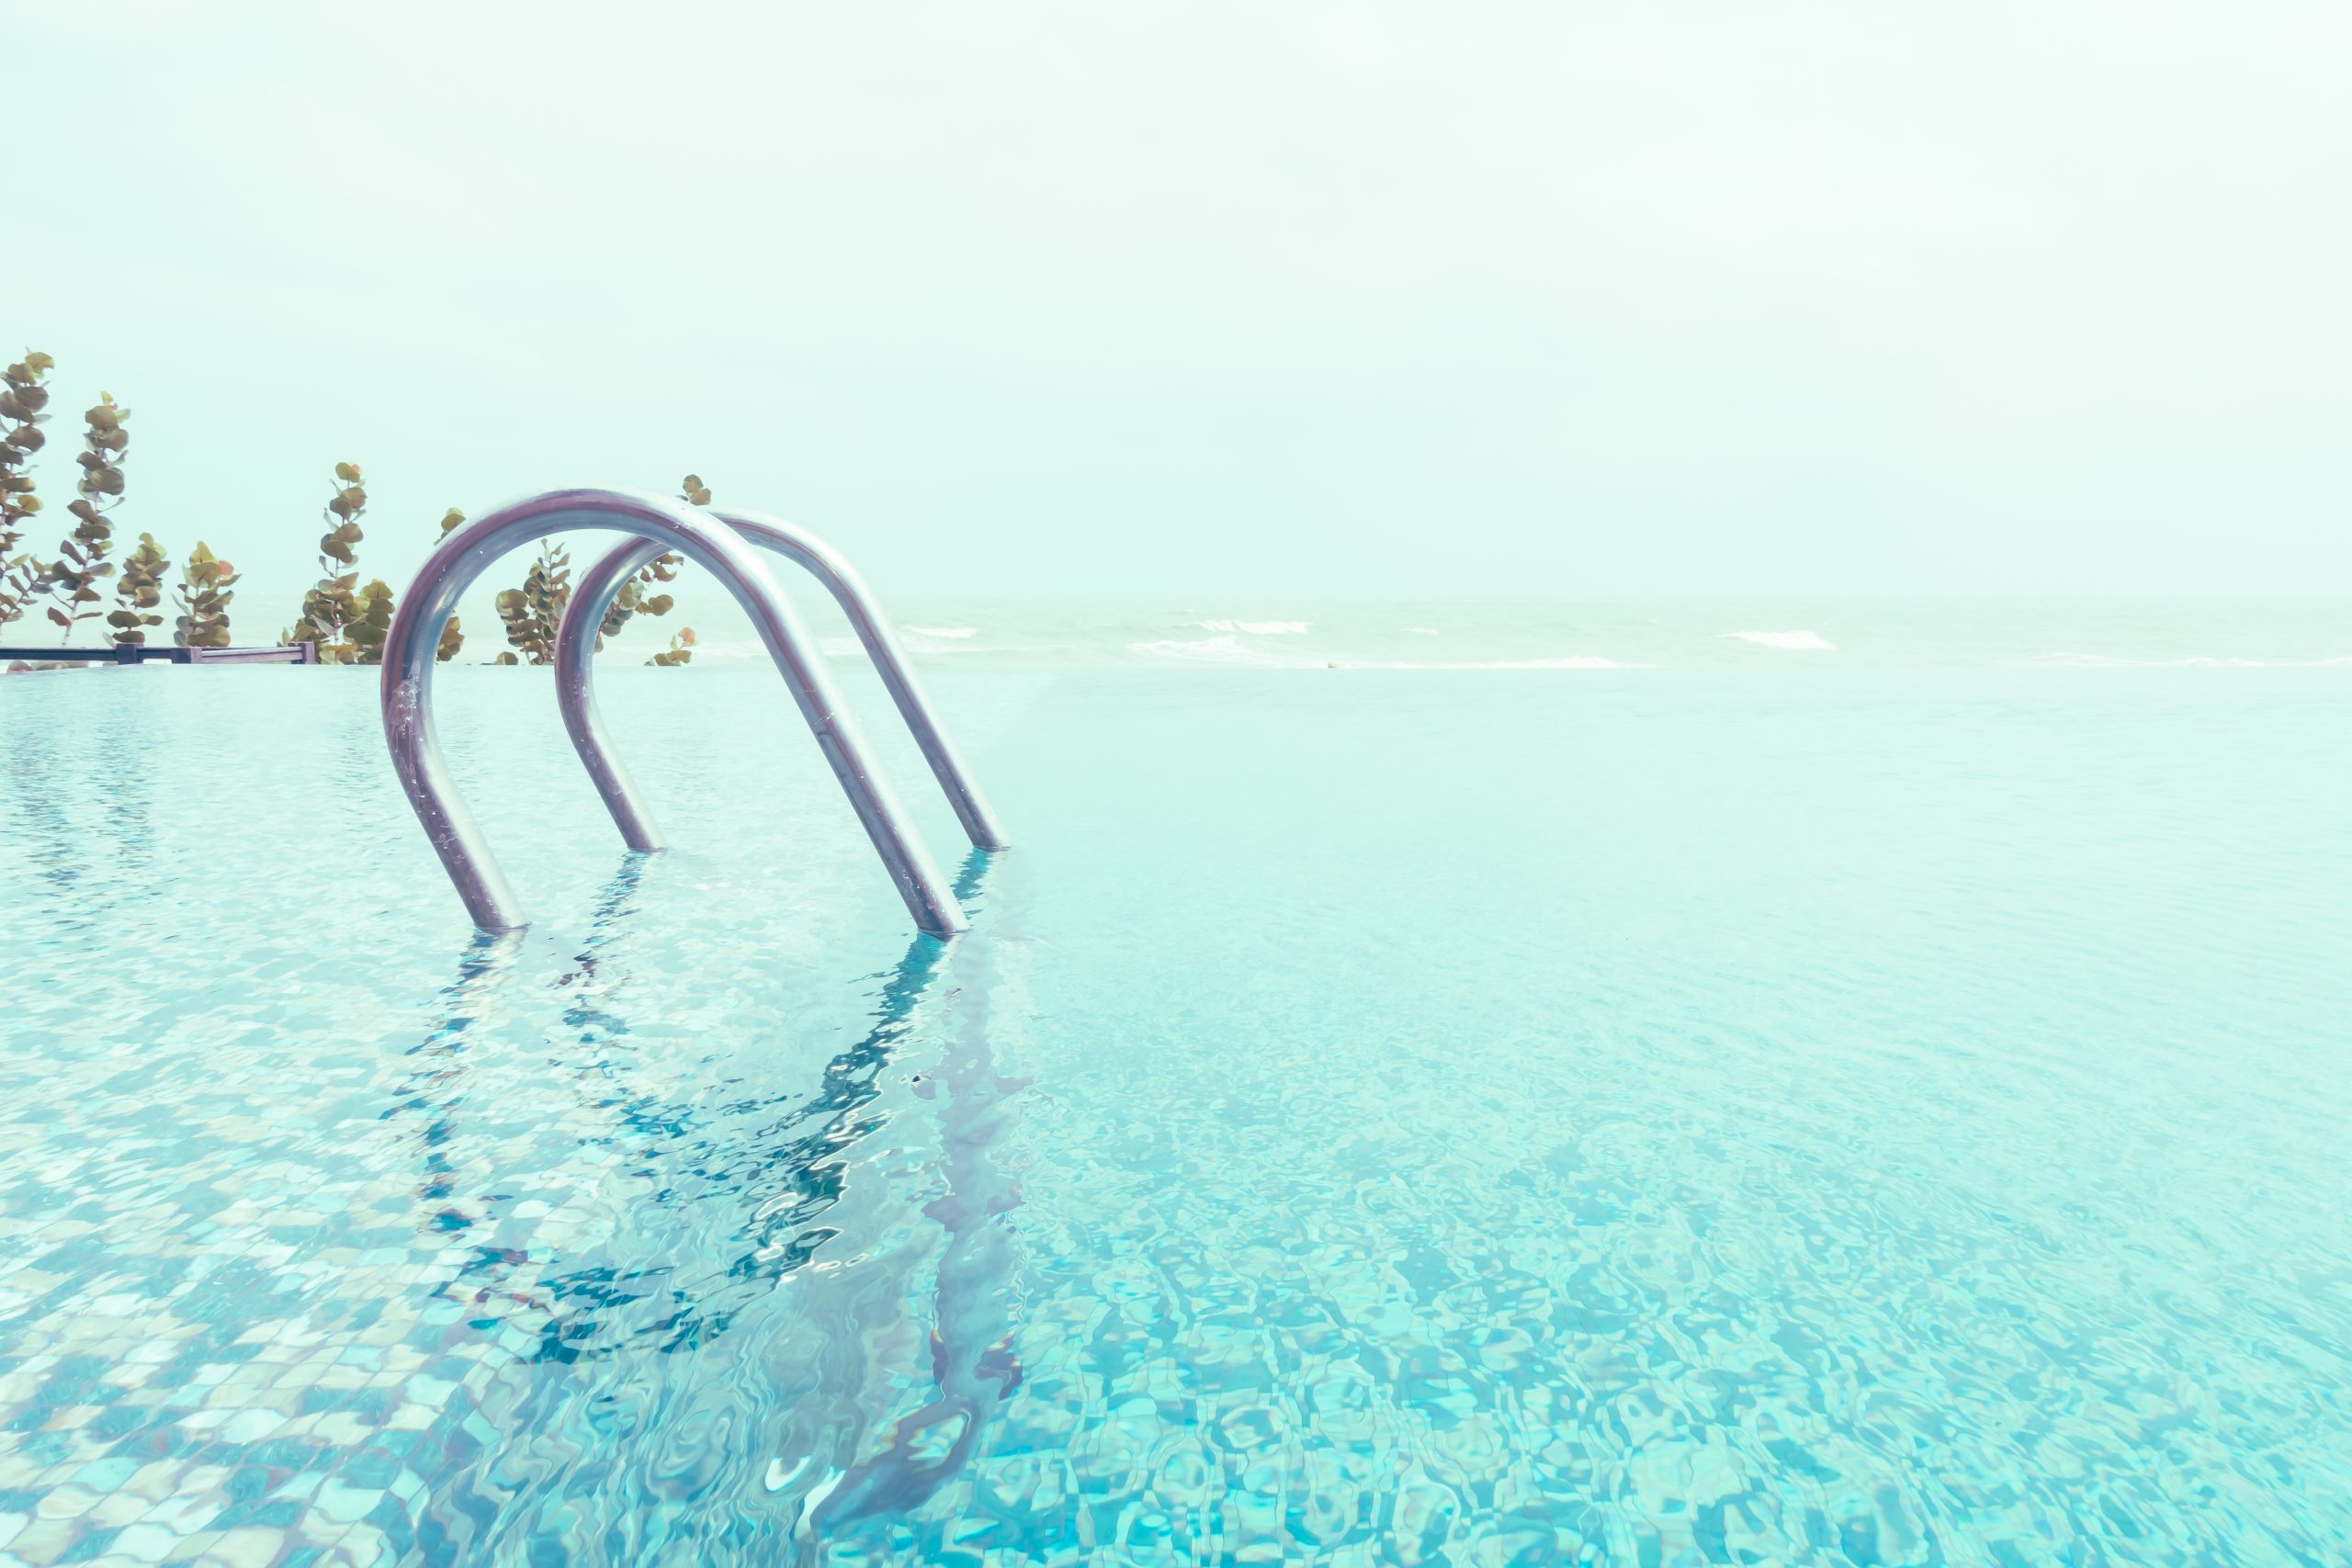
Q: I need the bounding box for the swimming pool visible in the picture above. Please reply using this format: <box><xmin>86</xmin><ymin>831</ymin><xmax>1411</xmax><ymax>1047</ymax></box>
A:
<box><xmin>5</xmin><ymin>656</ymin><xmax>2349</xmax><ymax>1564</ymax></box>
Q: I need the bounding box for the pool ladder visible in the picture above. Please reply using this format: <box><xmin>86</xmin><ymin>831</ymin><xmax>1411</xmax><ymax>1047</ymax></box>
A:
<box><xmin>379</xmin><ymin>488</ymin><xmax>1005</xmax><ymax>937</ymax></box>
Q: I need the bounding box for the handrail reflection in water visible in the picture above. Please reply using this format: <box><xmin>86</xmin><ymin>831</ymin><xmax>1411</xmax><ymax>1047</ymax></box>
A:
<box><xmin>791</xmin><ymin>877</ymin><xmax>1031</xmax><ymax>1544</ymax></box>
<box><xmin>390</xmin><ymin>852</ymin><xmax>995</xmax><ymax>1363</ymax></box>
<box><xmin>379</xmin><ymin>850</ymin><xmax>1030</xmax><ymax>1555</ymax></box>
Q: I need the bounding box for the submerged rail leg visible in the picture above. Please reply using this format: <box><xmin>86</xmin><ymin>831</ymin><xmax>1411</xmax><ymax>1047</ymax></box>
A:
<box><xmin>556</xmin><ymin>542</ymin><xmax>671</xmax><ymax>855</ymax></box>
<box><xmin>380</xmin><ymin>487</ymin><xmax>968</xmax><ymax>937</ymax></box>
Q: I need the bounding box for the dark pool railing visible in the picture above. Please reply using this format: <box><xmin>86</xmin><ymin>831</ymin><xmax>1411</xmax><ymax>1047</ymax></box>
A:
<box><xmin>379</xmin><ymin>487</ymin><xmax>1003</xmax><ymax>939</ymax></box>
<box><xmin>1</xmin><ymin>640</ymin><xmax>318</xmax><ymax>665</ymax></box>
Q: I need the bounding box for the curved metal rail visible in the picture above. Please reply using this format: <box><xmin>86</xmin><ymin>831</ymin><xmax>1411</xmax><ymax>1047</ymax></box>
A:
<box><xmin>555</xmin><ymin>509</ymin><xmax>1007</xmax><ymax>862</ymax></box>
<box><xmin>379</xmin><ymin>487</ymin><xmax>969</xmax><ymax>937</ymax></box>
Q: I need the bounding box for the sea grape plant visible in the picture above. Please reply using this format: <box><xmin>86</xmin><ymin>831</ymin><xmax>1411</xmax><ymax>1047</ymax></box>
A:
<box><xmin>596</xmin><ymin>549</ymin><xmax>680</xmax><ymax>647</ymax></box>
<box><xmin>602</xmin><ymin>472</ymin><xmax>704</xmax><ymax>660</ymax></box>
<box><xmin>0</xmin><ymin>350</ymin><xmax>53</xmax><ymax>629</ymax></box>
<box><xmin>587</xmin><ymin>474</ymin><xmax>695</xmax><ymax>648</ymax></box>
<box><xmin>493</xmin><ymin>539</ymin><xmax>572</xmax><ymax>664</ymax></box>
<box><xmin>348</xmin><ymin>579</ymin><xmax>397</xmax><ymax>664</ymax></box>
<box><xmin>108</xmin><ymin>534</ymin><xmax>171</xmax><ymax>644</ymax></box>
<box><xmin>287</xmin><ymin>461</ymin><xmax>373</xmax><ymax>661</ymax></box>
<box><xmin>490</xmin><ymin>475</ymin><xmax>695</xmax><ymax>664</ymax></box>
<box><xmin>0</xmin><ymin>389</ymin><xmax>715</xmax><ymax>667</ymax></box>
<box><xmin>173</xmin><ymin>543</ymin><xmax>237</xmax><ymax>648</ymax></box>
<box><xmin>40</xmin><ymin>394</ymin><xmax>130</xmax><ymax>643</ymax></box>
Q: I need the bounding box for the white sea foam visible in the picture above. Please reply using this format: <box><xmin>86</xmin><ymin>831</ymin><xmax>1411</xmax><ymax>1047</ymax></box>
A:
<box><xmin>1374</xmin><ymin>655</ymin><xmax>1648</xmax><ymax>671</ymax></box>
<box><xmin>1197</xmin><ymin>619</ymin><xmax>1311</xmax><ymax>636</ymax></box>
<box><xmin>1724</xmin><ymin>629</ymin><xmax>1836</xmax><ymax>650</ymax></box>
<box><xmin>681</xmin><ymin>633</ymin><xmax>1070</xmax><ymax>662</ymax></box>
<box><xmin>1130</xmin><ymin>635</ymin><xmax>1295</xmax><ymax>666</ymax></box>
<box><xmin>2033</xmin><ymin>652</ymin><xmax>2352</xmax><ymax>669</ymax></box>
<box><xmin>907</xmin><ymin>626</ymin><xmax>978</xmax><ymax>638</ymax></box>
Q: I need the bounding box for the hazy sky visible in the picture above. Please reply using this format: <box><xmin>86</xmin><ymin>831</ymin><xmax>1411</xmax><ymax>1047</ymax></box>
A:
<box><xmin>15</xmin><ymin>0</ymin><xmax>2351</xmax><ymax>604</ymax></box>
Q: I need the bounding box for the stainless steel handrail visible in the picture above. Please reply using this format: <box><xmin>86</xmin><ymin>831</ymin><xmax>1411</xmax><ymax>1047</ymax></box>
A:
<box><xmin>379</xmin><ymin>487</ymin><xmax>970</xmax><ymax>937</ymax></box>
<box><xmin>555</xmin><ymin>509</ymin><xmax>1007</xmax><ymax>862</ymax></box>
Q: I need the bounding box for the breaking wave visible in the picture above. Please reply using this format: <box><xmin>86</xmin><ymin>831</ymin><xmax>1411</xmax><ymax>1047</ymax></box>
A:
<box><xmin>1129</xmin><ymin>635</ymin><xmax>1300</xmax><ymax>666</ymax></box>
<box><xmin>2031</xmin><ymin>652</ymin><xmax>2352</xmax><ymax>669</ymax></box>
<box><xmin>1127</xmin><ymin>637</ymin><xmax>1645</xmax><ymax>671</ymax></box>
<box><xmin>1370</xmin><ymin>656</ymin><xmax>1647</xmax><ymax>671</ymax></box>
<box><xmin>1197</xmin><ymin>619</ymin><xmax>1311</xmax><ymax>636</ymax></box>
<box><xmin>1724</xmin><ymin>629</ymin><xmax>1836</xmax><ymax>650</ymax></box>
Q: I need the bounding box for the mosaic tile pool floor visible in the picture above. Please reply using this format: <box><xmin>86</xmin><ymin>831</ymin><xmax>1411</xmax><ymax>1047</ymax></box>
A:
<box><xmin>5</xmin><ymin>663</ymin><xmax>2350</xmax><ymax>1564</ymax></box>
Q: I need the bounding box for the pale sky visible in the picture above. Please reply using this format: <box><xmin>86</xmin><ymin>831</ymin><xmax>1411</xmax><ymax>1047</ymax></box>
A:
<box><xmin>15</xmin><ymin>0</ymin><xmax>2351</xmax><ymax>603</ymax></box>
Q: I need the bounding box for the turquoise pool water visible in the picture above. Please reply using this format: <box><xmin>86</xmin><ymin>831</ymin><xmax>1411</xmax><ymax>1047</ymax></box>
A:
<box><xmin>4</xmin><ymin>647</ymin><xmax>2350</xmax><ymax>1564</ymax></box>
